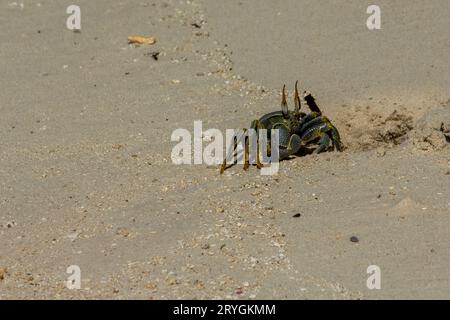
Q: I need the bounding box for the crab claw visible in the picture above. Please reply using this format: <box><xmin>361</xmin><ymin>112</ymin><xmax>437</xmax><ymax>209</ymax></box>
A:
<box><xmin>303</xmin><ymin>90</ymin><xmax>322</xmax><ymax>114</ymax></box>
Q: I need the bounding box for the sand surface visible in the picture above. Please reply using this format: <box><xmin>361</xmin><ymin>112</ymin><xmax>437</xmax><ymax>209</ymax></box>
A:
<box><xmin>0</xmin><ymin>0</ymin><xmax>449</xmax><ymax>299</ymax></box>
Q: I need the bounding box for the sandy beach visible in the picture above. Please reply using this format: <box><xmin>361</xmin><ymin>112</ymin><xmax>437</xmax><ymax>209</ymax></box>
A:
<box><xmin>0</xmin><ymin>0</ymin><xmax>449</xmax><ymax>299</ymax></box>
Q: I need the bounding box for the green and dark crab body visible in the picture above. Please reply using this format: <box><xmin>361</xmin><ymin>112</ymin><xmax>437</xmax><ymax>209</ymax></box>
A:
<box><xmin>220</xmin><ymin>81</ymin><xmax>343</xmax><ymax>174</ymax></box>
<box><xmin>251</xmin><ymin>109</ymin><xmax>303</xmax><ymax>158</ymax></box>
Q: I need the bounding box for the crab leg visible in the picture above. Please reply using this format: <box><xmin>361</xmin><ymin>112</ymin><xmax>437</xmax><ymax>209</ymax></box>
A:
<box><xmin>313</xmin><ymin>133</ymin><xmax>332</xmax><ymax>154</ymax></box>
<box><xmin>243</xmin><ymin>133</ymin><xmax>250</xmax><ymax>171</ymax></box>
<box><xmin>220</xmin><ymin>130</ymin><xmax>246</xmax><ymax>174</ymax></box>
<box><xmin>220</xmin><ymin>120</ymin><xmax>265</xmax><ymax>174</ymax></box>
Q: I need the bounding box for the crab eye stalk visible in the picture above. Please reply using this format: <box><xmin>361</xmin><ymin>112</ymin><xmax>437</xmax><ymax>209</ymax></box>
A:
<box><xmin>294</xmin><ymin>80</ymin><xmax>301</xmax><ymax>114</ymax></box>
<box><xmin>281</xmin><ymin>84</ymin><xmax>288</xmax><ymax>117</ymax></box>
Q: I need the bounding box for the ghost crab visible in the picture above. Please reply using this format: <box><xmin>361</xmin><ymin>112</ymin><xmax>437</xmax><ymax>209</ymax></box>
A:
<box><xmin>220</xmin><ymin>81</ymin><xmax>343</xmax><ymax>174</ymax></box>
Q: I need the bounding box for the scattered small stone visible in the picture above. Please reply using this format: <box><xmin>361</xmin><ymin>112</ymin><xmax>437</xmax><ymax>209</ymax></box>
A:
<box><xmin>350</xmin><ymin>236</ymin><xmax>359</xmax><ymax>243</ymax></box>
<box><xmin>191</xmin><ymin>23</ymin><xmax>202</xmax><ymax>29</ymax></box>
<box><xmin>26</xmin><ymin>274</ymin><xmax>34</xmax><ymax>283</ymax></box>
<box><xmin>166</xmin><ymin>277</ymin><xmax>179</xmax><ymax>286</ymax></box>
<box><xmin>201</xmin><ymin>243</ymin><xmax>210</xmax><ymax>250</ymax></box>
<box><xmin>193</xmin><ymin>279</ymin><xmax>205</xmax><ymax>289</ymax></box>
<box><xmin>376</xmin><ymin>147</ymin><xmax>386</xmax><ymax>157</ymax></box>
<box><xmin>145</xmin><ymin>51</ymin><xmax>160</xmax><ymax>61</ymax></box>
<box><xmin>0</xmin><ymin>267</ymin><xmax>7</xmax><ymax>280</ymax></box>
<box><xmin>3</xmin><ymin>221</ymin><xmax>16</xmax><ymax>228</ymax></box>
<box><xmin>67</xmin><ymin>232</ymin><xmax>79</xmax><ymax>242</ymax></box>
<box><xmin>116</xmin><ymin>228</ymin><xmax>130</xmax><ymax>238</ymax></box>
<box><xmin>151</xmin><ymin>52</ymin><xmax>160</xmax><ymax>61</ymax></box>
<box><xmin>145</xmin><ymin>282</ymin><xmax>158</xmax><ymax>290</ymax></box>
<box><xmin>235</xmin><ymin>287</ymin><xmax>244</xmax><ymax>295</ymax></box>
<box><xmin>292</xmin><ymin>213</ymin><xmax>301</xmax><ymax>218</ymax></box>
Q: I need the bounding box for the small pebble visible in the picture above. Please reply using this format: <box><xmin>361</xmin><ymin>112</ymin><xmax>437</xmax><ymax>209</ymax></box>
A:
<box><xmin>4</xmin><ymin>221</ymin><xmax>16</xmax><ymax>228</ymax></box>
<box><xmin>145</xmin><ymin>282</ymin><xmax>158</xmax><ymax>290</ymax></box>
<box><xmin>116</xmin><ymin>228</ymin><xmax>130</xmax><ymax>237</ymax></box>
<box><xmin>292</xmin><ymin>213</ymin><xmax>301</xmax><ymax>218</ymax></box>
<box><xmin>350</xmin><ymin>236</ymin><xmax>359</xmax><ymax>243</ymax></box>
<box><xmin>149</xmin><ymin>52</ymin><xmax>160</xmax><ymax>61</ymax></box>
<box><xmin>376</xmin><ymin>147</ymin><xmax>386</xmax><ymax>157</ymax></box>
<box><xmin>0</xmin><ymin>268</ymin><xmax>7</xmax><ymax>280</ymax></box>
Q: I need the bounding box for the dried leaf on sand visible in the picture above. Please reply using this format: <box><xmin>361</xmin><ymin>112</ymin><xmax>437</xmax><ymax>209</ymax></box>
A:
<box><xmin>128</xmin><ymin>36</ymin><xmax>156</xmax><ymax>45</ymax></box>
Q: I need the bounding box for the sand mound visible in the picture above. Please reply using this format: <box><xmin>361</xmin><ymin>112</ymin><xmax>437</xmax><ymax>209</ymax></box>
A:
<box><xmin>395</xmin><ymin>197</ymin><xmax>417</xmax><ymax>209</ymax></box>
<box><xmin>391</xmin><ymin>197</ymin><xmax>423</xmax><ymax>217</ymax></box>
<box><xmin>337</xmin><ymin>104</ymin><xmax>450</xmax><ymax>153</ymax></box>
<box><xmin>338</xmin><ymin>107</ymin><xmax>413</xmax><ymax>151</ymax></box>
<box><xmin>410</xmin><ymin>105</ymin><xmax>450</xmax><ymax>151</ymax></box>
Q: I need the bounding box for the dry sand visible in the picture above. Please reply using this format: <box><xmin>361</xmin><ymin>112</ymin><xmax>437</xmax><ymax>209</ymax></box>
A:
<box><xmin>0</xmin><ymin>0</ymin><xmax>449</xmax><ymax>299</ymax></box>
